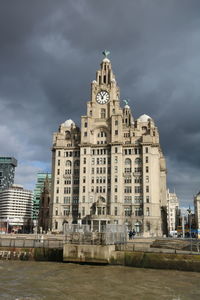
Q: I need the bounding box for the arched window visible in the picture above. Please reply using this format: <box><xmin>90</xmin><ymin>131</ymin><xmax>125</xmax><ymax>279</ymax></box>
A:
<box><xmin>135</xmin><ymin>158</ymin><xmax>142</xmax><ymax>165</ymax></box>
<box><xmin>74</xmin><ymin>160</ymin><xmax>80</xmax><ymax>167</ymax></box>
<box><xmin>66</xmin><ymin>160</ymin><xmax>72</xmax><ymax>167</ymax></box>
<box><xmin>125</xmin><ymin>158</ymin><xmax>131</xmax><ymax>165</ymax></box>
<box><xmin>65</xmin><ymin>131</ymin><xmax>71</xmax><ymax>139</ymax></box>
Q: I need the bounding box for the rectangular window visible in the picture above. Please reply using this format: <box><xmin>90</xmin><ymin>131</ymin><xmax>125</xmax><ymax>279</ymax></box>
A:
<box><xmin>57</xmin><ymin>169</ymin><xmax>60</xmax><ymax>175</ymax></box>
<box><xmin>146</xmin><ymin>186</ymin><xmax>149</xmax><ymax>193</ymax></box>
<box><xmin>145</xmin><ymin>147</ymin><xmax>148</xmax><ymax>153</ymax></box>
<box><xmin>146</xmin><ymin>166</ymin><xmax>149</xmax><ymax>173</ymax></box>
<box><xmin>84</xmin><ymin>132</ymin><xmax>87</xmax><ymax>136</ymax></box>
<box><xmin>135</xmin><ymin>186</ymin><xmax>142</xmax><ymax>193</ymax></box>
<box><xmin>58</xmin><ymin>151</ymin><xmax>61</xmax><ymax>157</ymax></box>
<box><xmin>115</xmin><ymin>120</ymin><xmax>118</xmax><ymax>125</ymax></box>
<box><xmin>115</xmin><ymin>130</ymin><xmax>118</xmax><ymax>135</ymax></box>
<box><xmin>115</xmin><ymin>147</ymin><xmax>118</xmax><ymax>153</ymax></box>
<box><xmin>83</xmin><ymin>196</ymin><xmax>85</xmax><ymax>203</ymax></box>
<box><xmin>124</xmin><ymin>207</ymin><xmax>132</xmax><ymax>216</ymax></box>
<box><xmin>83</xmin><ymin>167</ymin><xmax>86</xmax><ymax>173</ymax></box>
<box><xmin>84</xmin><ymin>122</ymin><xmax>87</xmax><ymax>128</ymax></box>
<box><xmin>114</xmin><ymin>207</ymin><xmax>118</xmax><ymax>216</ymax></box>
<box><xmin>82</xmin><ymin>207</ymin><xmax>85</xmax><ymax>216</ymax></box>
<box><xmin>64</xmin><ymin>208</ymin><xmax>70</xmax><ymax>216</ymax></box>
<box><xmin>124</xmin><ymin>186</ymin><xmax>132</xmax><ymax>193</ymax></box>
<box><xmin>83</xmin><ymin>157</ymin><xmax>86</xmax><ymax>164</ymax></box>
<box><xmin>64</xmin><ymin>197</ymin><xmax>70</xmax><ymax>204</ymax></box>
<box><xmin>145</xmin><ymin>156</ymin><xmax>148</xmax><ymax>163</ymax></box>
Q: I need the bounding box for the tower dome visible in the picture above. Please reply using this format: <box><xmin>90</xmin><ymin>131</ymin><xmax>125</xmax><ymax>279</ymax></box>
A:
<box><xmin>62</xmin><ymin>119</ymin><xmax>75</xmax><ymax>127</ymax></box>
<box><xmin>137</xmin><ymin>114</ymin><xmax>151</xmax><ymax>122</ymax></box>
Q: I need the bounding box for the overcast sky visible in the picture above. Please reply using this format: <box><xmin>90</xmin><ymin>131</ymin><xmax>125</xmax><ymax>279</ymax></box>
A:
<box><xmin>0</xmin><ymin>0</ymin><xmax>200</xmax><ymax>208</ymax></box>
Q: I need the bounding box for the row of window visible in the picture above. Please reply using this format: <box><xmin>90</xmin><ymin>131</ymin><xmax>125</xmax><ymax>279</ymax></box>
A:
<box><xmin>124</xmin><ymin>147</ymin><xmax>148</xmax><ymax>155</ymax></box>
<box><xmin>58</xmin><ymin>147</ymin><xmax>148</xmax><ymax>157</ymax></box>
<box><xmin>57</xmin><ymin>151</ymin><xmax>80</xmax><ymax>157</ymax></box>
<box><xmin>56</xmin><ymin>187</ymin><xmax>79</xmax><ymax>194</ymax></box>
<box><xmin>55</xmin><ymin>194</ymin><xmax>150</xmax><ymax>204</ymax></box>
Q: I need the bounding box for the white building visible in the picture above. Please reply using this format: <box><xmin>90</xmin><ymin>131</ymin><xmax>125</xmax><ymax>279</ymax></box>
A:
<box><xmin>166</xmin><ymin>189</ymin><xmax>180</xmax><ymax>233</ymax></box>
<box><xmin>0</xmin><ymin>184</ymin><xmax>32</xmax><ymax>231</ymax></box>
<box><xmin>50</xmin><ymin>53</ymin><xmax>167</xmax><ymax>237</ymax></box>
<box><xmin>194</xmin><ymin>191</ymin><xmax>200</xmax><ymax>232</ymax></box>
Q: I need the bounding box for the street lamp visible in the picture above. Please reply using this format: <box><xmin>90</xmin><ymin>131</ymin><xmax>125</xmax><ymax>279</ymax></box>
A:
<box><xmin>187</xmin><ymin>206</ymin><xmax>192</xmax><ymax>252</ymax></box>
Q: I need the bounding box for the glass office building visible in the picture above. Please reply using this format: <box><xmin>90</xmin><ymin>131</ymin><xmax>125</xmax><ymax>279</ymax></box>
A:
<box><xmin>0</xmin><ymin>157</ymin><xmax>17</xmax><ymax>191</ymax></box>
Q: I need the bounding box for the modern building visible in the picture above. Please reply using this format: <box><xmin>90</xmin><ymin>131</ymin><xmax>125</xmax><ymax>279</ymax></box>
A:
<box><xmin>0</xmin><ymin>184</ymin><xmax>32</xmax><ymax>233</ymax></box>
<box><xmin>166</xmin><ymin>189</ymin><xmax>180</xmax><ymax>234</ymax></box>
<box><xmin>50</xmin><ymin>53</ymin><xmax>167</xmax><ymax>236</ymax></box>
<box><xmin>33</xmin><ymin>172</ymin><xmax>51</xmax><ymax>222</ymax></box>
<box><xmin>38</xmin><ymin>176</ymin><xmax>51</xmax><ymax>233</ymax></box>
<box><xmin>0</xmin><ymin>157</ymin><xmax>17</xmax><ymax>191</ymax></box>
<box><xmin>194</xmin><ymin>191</ymin><xmax>200</xmax><ymax>236</ymax></box>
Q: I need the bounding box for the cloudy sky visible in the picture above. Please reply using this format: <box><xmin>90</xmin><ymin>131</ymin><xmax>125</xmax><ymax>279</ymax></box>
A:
<box><xmin>0</xmin><ymin>0</ymin><xmax>200</xmax><ymax>208</ymax></box>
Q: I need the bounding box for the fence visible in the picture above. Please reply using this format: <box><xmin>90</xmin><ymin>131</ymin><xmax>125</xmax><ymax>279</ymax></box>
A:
<box><xmin>0</xmin><ymin>235</ymin><xmax>64</xmax><ymax>248</ymax></box>
<box><xmin>64</xmin><ymin>224</ymin><xmax>127</xmax><ymax>245</ymax></box>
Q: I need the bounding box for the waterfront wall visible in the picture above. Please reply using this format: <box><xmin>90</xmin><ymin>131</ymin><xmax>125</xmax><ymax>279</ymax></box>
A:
<box><xmin>63</xmin><ymin>244</ymin><xmax>115</xmax><ymax>263</ymax></box>
<box><xmin>110</xmin><ymin>251</ymin><xmax>200</xmax><ymax>272</ymax></box>
<box><xmin>0</xmin><ymin>247</ymin><xmax>63</xmax><ymax>261</ymax></box>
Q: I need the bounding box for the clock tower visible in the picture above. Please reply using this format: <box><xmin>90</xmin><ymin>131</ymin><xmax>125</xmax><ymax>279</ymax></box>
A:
<box><xmin>78</xmin><ymin>52</ymin><xmax>134</xmax><ymax>230</ymax></box>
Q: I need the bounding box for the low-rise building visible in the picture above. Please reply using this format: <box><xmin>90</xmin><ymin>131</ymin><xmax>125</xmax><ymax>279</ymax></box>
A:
<box><xmin>0</xmin><ymin>184</ymin><xmax>32</xmax><ymax>233</ymax></box>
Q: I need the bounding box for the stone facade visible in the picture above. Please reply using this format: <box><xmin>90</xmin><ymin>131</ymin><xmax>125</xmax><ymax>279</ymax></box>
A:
<box><xmin>50</xmin><ymin>55</ymin><xmax>167</xmax><ymax>237</ymax></box>
<box><xmin>38</xmin><ymin>175</ymin><xmax>51</xmax><ymax>233</ymax></box>
<box><xmin>166</xmin><ymin>189</ymin><xmax>180</xmax><ymax>233</ymax></box>
<box><xmin>194</xmin><ymin>191</ymin><xmax>200</xmax><ymax>231</ymax></box>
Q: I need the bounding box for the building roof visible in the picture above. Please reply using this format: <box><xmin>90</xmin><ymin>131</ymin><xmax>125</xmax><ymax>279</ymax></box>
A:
<box><xmin>62</xmin><ymin>119</ymin><xmax>75</xmax><ymax>127</ymax></box>
<box><xmin>137</xmin><ymin>114</ymin><xmax>152</xmax><ymax>122</ymax></box>
<box><xmin>102</xmin><ymin>57</ymin><xmax>110</xmax><ymax>63</ymax></box>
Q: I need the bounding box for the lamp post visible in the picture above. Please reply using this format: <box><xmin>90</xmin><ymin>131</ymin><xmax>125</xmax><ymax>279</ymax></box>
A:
<box><xmin>187</xmin><ymin>206</ymin><xmax>192</xmax><ymax>253</ymax></box>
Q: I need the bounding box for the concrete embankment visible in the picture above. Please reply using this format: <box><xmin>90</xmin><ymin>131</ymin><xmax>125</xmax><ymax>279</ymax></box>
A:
<box><xmin>110</xmin><ymin>251</ymin><xmax>200</xmax><ymax>272</ymax></box>
<box><xmin>0</xmin><ymin>247</ymin><xmax>63</xmax><ymax>261</ymax></box>
<box><xmin>1</xmin><ymin>235</ymin><xmax>200</xmax><ymax>272</ymax></box>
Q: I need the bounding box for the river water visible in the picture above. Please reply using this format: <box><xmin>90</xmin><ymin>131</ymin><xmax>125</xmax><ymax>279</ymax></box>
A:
<box><xmin>0</xmin><ymin>261</ymin><xmax>200</xmax><ymax>300</ymax></box>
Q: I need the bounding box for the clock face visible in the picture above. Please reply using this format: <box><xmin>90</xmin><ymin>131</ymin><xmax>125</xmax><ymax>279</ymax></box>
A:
<box><xmin>96</xmin><ymin>90</ymin><xmax>110</xmax><ymax>104</ymax></box>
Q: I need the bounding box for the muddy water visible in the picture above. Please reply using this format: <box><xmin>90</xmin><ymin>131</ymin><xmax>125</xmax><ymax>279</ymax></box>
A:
<box><xmin>0</xmin><ymin>261</ymin><xmax>200</xmax><ymax>300</ymax></box>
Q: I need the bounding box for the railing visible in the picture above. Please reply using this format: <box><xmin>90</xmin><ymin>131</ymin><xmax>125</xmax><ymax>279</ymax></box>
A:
<box><xmin>63</xmin><ymin>224</ymin><xmax>127</xmax><ymax>245</ymax></box>
<box><xmin>0</xmin><ymin>235</ymin><xmax>64</xmax><ymax>248</ymax></box>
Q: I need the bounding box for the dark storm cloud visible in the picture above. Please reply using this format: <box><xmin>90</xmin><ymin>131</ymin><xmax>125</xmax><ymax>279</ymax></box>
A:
<box><xmin>0</xmin><ymin>0</ymin><xmax>200</xmax><ymax>206</ymax></box>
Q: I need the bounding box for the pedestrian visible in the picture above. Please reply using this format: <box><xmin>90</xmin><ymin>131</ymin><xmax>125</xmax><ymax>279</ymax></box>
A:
<box><xmin>129</xmin><ymin>230</ymin><xmax>133</xmax><ymax>240</ymax></box>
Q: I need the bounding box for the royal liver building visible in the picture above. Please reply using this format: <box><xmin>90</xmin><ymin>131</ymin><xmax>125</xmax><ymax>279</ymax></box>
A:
<box><xmin>50</xmin><ymin>53</ymin><xmax>167</xmax><ymax>237</ymax></box>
